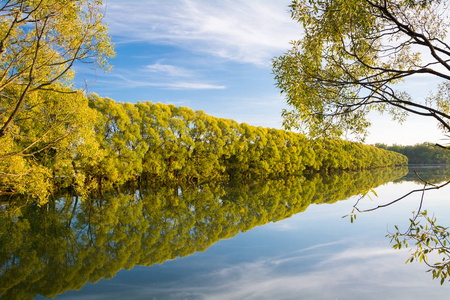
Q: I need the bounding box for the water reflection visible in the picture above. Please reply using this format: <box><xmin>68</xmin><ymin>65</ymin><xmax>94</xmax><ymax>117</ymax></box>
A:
<box><xmin>0</xmin><ymin>166</ymin><xmax>418</xmax><ymax>299</ymax></box>
<box><xmin>396</xmin><ymin>164</ymin><xmax>450</xmax><ymax>183</ymax></box>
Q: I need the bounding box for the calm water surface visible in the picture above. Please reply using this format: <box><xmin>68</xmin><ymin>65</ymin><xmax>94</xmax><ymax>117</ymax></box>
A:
<box><xmin>2</xmin><ymin>166</ymin><xmax>450</xmax><ymax>299</ymax></box>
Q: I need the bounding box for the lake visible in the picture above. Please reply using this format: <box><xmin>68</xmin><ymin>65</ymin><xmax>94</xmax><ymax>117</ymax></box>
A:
<box><xmin>2</xmin><ymin>165</ymin><xmax>450</xmax><ymax>299</ymax></box>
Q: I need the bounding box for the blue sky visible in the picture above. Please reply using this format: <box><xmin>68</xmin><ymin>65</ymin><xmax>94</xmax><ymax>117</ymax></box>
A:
<box><xmin>77</xmin><ymin>0</ymin><xmax>447</xmax><ymax>146</ymax></box>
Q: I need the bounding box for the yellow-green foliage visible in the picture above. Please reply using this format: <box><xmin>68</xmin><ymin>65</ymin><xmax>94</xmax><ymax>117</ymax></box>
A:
<box><xmin>87</xmin><ymin>95</ymin><xmax>407</xmax><ymax>186</ymax></box>
<box><xmin>0</xmin><ymin>89</ymin><xmax>101</xmax><ymax>204</ymax></box>
<box><xmin>0</xmin><ymin>0</ymin><xmax>114</xmax><ymax>204</ymax></box>
<box><xmin>0</xmin><ymin>91</ymin><xmax>407</xmax><ymax>203</ymax></box>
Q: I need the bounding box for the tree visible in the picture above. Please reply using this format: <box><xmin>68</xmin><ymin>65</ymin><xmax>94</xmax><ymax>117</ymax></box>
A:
<box><xmin>273</xmin><ymin>0</ymin><xmax>450</xmax><ymax>282</ymax></box>
<box><xmin>0</xmin><ymin>0</ymin><xmax>114</xmax><ymax>202</ymax></box>
<box><xmin>273</xmin><ymin>0</ymin><xmax>450</xmax><ymax>141</ymax></box>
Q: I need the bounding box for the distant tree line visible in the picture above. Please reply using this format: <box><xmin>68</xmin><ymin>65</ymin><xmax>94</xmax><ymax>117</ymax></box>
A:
<box><xmin>375</xmin><ymin>143</ymin><xmax>450</xmax><ymax>165</ymax></box>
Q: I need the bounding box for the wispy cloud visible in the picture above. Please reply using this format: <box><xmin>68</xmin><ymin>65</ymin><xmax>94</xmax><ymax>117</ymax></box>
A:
<box><xmin>162</xmin><ymin>82</ymin><xmax>226</xmax><ymax>90</ymax></box>
<box><xmin>104</xmin><ymin>0</ymin><xmax>301</xmax><ymax>66</ymax></box>
<box><xmin>111</xmin><ymin>73</ymin><xmax>226</xmax><ymax>90</ymax></box>
<box><xmin>145</xmin><ymin>62</ymin><xmax>194</xmax><ymax>78</ymax></box>
<box><xmin>193</xmin><ymin>246</ymin><xmax>429</xmax><ymax>299</ymax></box>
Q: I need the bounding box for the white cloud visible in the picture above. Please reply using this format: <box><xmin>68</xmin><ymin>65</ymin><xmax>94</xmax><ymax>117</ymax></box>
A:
<box><xmin>111</xmin><ymin>73</ymin><xmax>226</xmax><ymax>90</ymax></box>
<box><xmin>104</xmin><ymin>0</ymin><xmax>301</xmax><ymax>66</ymax></box>
<box><xmin>163</xmin><ymin>82</ymin><xmax>226</xmax><ymax>90</ymax></box>
<box><xmin>145</xmin><ymin>63</ymin><xmax>194</xmax><ymax>77</ymax></box>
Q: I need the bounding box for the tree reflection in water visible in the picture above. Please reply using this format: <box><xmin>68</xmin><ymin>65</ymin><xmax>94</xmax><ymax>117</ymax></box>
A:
<box><xmin>0</xmin><ymin>167</ymin><xmax>408</xmax><ymax>299</ymax></box>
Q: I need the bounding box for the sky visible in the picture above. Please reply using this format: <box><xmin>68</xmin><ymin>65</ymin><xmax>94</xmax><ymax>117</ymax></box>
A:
<box><xmin>76</xmin><ymin>0</ymin><xmax>448</xmax><ymax>146</ymax></box>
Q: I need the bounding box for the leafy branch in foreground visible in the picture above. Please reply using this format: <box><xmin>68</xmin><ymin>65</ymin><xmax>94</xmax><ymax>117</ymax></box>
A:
<box><xmin>347</xmin><ymin>172</ymin><xmax>450</xmax><ymax>283</ymax></box>
<box><xmin>388</xmin><ymin>172</ymin><xmax>450</xmax><ymax>284</ymax></box>
<box><xmin>389</xmin><ymin>210</ymin><xmax>450</xmax><ymax>285</ymax></box>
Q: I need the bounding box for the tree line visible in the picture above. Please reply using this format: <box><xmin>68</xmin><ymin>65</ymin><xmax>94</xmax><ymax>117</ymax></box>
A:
<box><xmin>0</xmin><ymin>167</ymin><xmax>408</xmax><ymax>299</ymax></box>
<box><xmin>83</xmin><ymin>95</ymin><xmax>407</xmax><ymax>188</ymax></box>
<box><xmin>1</xmin><ymin>92</ymin><xmax>408</xmax><ymax>205</ymax></box>
<box><xmin>376</xmin><ymin>143</ymin><xmax>450</xmax><ymax>165</ymax></box>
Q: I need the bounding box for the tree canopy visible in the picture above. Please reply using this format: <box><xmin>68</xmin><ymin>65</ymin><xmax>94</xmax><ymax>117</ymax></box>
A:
<box><xmin>82</xmin><ymin>96</ymin><xmax>407</xmax><ymax>189</ymax></box>
<box><xmin>273</xmin><ymin>0</ymin><xmax>450</xmax><ymax>140</ymax></box>
<box><xmin>0</xmin><ymin>0</ymin><xmax>114</xmax><ymax>203</ymax></box>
